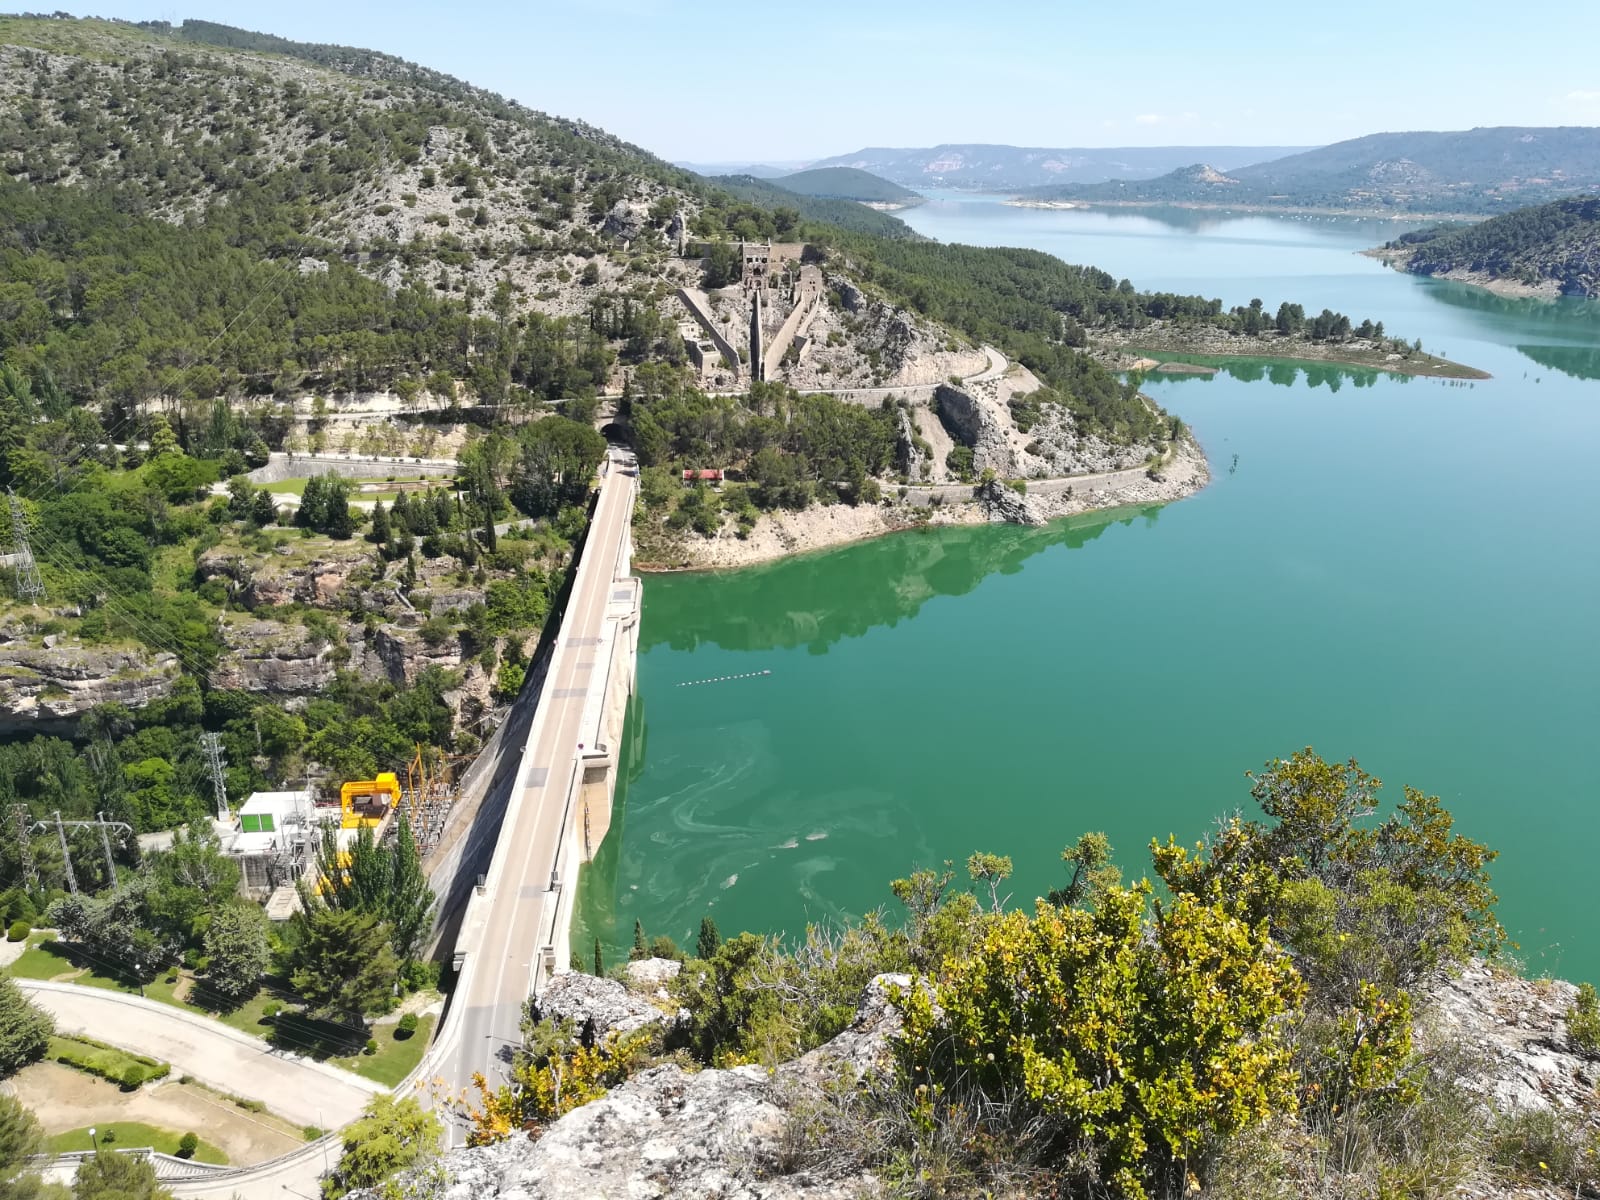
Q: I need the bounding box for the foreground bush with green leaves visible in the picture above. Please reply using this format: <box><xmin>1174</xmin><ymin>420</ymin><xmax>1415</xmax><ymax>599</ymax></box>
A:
<box><xmin>455</xmin><ymin>750</ymin><xmax>1598</xmax><ymax>1200</ymax></box>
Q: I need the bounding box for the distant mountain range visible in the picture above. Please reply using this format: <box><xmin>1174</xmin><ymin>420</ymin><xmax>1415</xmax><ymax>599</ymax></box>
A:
<box><xmin>1023</xmin><ymin>127</ymin><xmax>1600</xmax><ymax>214</ymax></box>
<box><xmin>802</xmin><ymin>144</ymin><xmax>1315</xmax><ymax>190</ymax></box>
<box><xmin>675</xmin><ymin>161</ymin><xmax>800</xmax><ymax>178</ymax></box>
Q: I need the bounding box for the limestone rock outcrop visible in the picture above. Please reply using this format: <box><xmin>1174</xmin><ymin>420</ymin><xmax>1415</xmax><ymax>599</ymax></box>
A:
<box><xmin>529</xmin><ymin>970</ymin><xmax>674</xmax><ymax>1042</ymax></box>
<box><xmin>379</xmin><ymin>975</ymin><xmax>917</xmax><ymax>1200</ymax></box>
<box><xmin>0</xmin><ymin>636</ymin><xmax>179</xmax><ymax>733</ymax></box>
<box><xmin>602</xmin><ymin>200</ymin><xmax>648</xmax><ymax>242</ymax></box>
<box><xmin>1431</xmin><ymin>959</ymin><xmax>1600</xmax><ymax>1115</ymax></box>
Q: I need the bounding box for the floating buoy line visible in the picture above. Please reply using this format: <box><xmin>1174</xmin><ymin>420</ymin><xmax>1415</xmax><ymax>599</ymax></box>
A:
<box><xmin>677</xmin><ymin>669</ymin><xmax>773</xmax><ymax>688</ymax></box>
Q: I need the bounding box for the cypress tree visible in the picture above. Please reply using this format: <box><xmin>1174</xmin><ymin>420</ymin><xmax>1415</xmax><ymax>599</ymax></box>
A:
<box><xmin>593</xmin><ymin>937</ymin><xmax>604</xmax><ymax>977</ymax></box>
<box><xmin>696</xmin><ymin>916</ymin><xmax>721</xmax><ymax>960</ymax></box>
<box><xmin>630</xmin><ymin>919</ymin><xmax>647</xmax><ymax>961</ymax></box>
<box><xmin>370</xmin><ymin>499</ymin><xmax>391</xmax><ymax>545</ymax></box>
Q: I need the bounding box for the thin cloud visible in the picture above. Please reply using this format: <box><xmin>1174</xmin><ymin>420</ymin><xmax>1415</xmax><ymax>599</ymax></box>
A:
<box><xmin>1568</xmin><ymin>89</ymin><xmax>1600</xmax><ymax>102</ymax></box>
<box><xmin>1134</xmin><ymin>113</ymin><xmax>1163</xmax><ymax>125</ymax></box>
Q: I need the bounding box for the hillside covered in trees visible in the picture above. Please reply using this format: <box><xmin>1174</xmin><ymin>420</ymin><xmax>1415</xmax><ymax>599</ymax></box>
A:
<box><xmin>1381</xmin><ymin>196</ymin><xmax>1600</xmax><ymax>297</ymax></box>
<box><xmin>768</xmin><ymin>166</ymin><xmax>923</xmax><ymax>205</ymax></box>
<box><xmin>1022</xmin><ymin>127</ymin><xmax>1600</xmax><ymax>215</ymax></box>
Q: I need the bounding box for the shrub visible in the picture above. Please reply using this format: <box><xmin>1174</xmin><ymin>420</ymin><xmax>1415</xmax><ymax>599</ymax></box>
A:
<box><xmin>177</xmin><ymin>1132</ymin><xmax>199</xmax><ymax>1159</ymax></box>
<box><xmin>303</xmin><ymin>1125</ymin><xmax>325</xmax><ymax>1141</ymax></box>
<box><xmin>262</xmin><ymin>1001</ymin><xmax>281</xmax><ymax>1020</ymax></box>
<box><xmin>893</xmin><ymin>888</ymin><xmax>1303</xmax><ymax>1200</ymax></box>
<box><xmin>396</xmin><ymin>1013</ymin><xmax>419</xmax><ymax>1039</ymax></box>
<box><xmin>1567</xmin><ymin>981</ymin><xmax>1600</xmax><ymax>1054</ymax></box>
<box><xmin>364</xmin><ymin>1039</ymin><xmax>378</xmax><ymax>1056</ymax></box>
<box><xmin>50</xmin><ymin>1035</ymin><xmax>169</xmax><ymax>1088</ymax></box>
<box><xmin>6</xmin><ymin>920</ymin><xmax>28</xmax><ymax>942</ymax></box>
<box><xmin>121</xmin><ymin>1065</ymin><xmax>144</xmax><ymax>1090</ymax></box>
<box><xmin>100</xmin><ymin>1128</ymin><xmax>115</xmax><ymax>1143</ymax></box>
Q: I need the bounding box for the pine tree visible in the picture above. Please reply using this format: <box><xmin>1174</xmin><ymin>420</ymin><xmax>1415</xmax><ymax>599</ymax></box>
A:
<box><xmin>386</xmin><ymin>814</ymin><xmax>435</xmax><ymax>966</ymax></box>
<box><xmin>0</xmin><ymin>976</ymin><xmax>54</xmax><ymax>1078</ymax></box>
<box><xmin>696</xmin><ymin>916</ymin><xmax>721</xmax><ymax>960</ymax></box>
<box><xmin>369</xmin><ymin>499</ymin><xmax>391</xmax><ymax>545</ymax></box>
<box><xmin>391</xmin><ymin>491</ymin><xmax>413</xmax><ymax>534</ymax></box>
<box><xmin>630</xmin><ymin>919</ymin><xmax>647</xmax><ymax>961</ymax></box>
<box><xmin>250</xmin><ymin>487</ymin><xmax>277</xmax><ymax>526</ymax></box>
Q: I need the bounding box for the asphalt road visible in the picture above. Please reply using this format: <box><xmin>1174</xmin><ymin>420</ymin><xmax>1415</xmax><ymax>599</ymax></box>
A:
<box><xmin>20</xmin><ymin>980</ymin><xmax>379</xmax><ymax>1130</ymax></box>
<box><xmin>441</xmin><ymin>453</ymin><xmax>636</xmax><ymax>1091</ymax></box>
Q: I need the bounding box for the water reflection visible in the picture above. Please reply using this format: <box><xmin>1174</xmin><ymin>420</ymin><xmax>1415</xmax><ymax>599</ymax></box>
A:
<box><xmin>1515</xmin><ymin>344</ymin><xmax>1600</xmax><ymax>382</ymax></box>
<box><xmin>1143</xmin><ymin>357</ymin><xmax>1392</xmax><ymax>391</ymax></box>
<box><xmin>641</xmin><ymin>506</ymin><xmax>1162</xmax><ymax>654</ymax></box>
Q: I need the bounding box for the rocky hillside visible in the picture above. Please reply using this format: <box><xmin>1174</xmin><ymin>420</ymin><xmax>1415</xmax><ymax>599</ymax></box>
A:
<box><xmin>374</xmin><ymin>960</ymin><xmax>1600</xmax><ymax>1200</ymax></box>
<box><xmin>1378</xmin><ymin>196</ymin><xmax>1600</xmax><ymax>297</ymax></box>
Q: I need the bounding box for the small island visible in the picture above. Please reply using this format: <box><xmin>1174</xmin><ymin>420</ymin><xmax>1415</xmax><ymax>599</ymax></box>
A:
<box><xmin>1086</xmin><ymin>299</ymin><xmax>1491</xmax><ymax>380</ymax></box>
<box><xmin>1369</xmin><ymin>195</ymin><xmax>1600</xmax><ymax>299</ymax></box>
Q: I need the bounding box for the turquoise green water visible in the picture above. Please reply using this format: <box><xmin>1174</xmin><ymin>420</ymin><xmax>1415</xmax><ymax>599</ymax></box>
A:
<box><xmin>576</xmin><ymin>197</ymin><xmax>1600</xmax><ymax>980</ymax></box>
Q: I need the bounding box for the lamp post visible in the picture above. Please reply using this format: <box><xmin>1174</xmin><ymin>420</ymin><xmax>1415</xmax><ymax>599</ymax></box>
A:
<box><xmin>87</xmin><ymin>1127</ymin><xmax>96</xmax><ymax>1154</ymax></box>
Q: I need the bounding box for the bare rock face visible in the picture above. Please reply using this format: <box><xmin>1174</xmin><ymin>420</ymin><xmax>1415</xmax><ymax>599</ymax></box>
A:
<box><xmin>603</xmin><ymin>200</ymin><xmax>647</xmax><ymax>242</ymax></box>
<box><xmin>530</xmin><ymin>971</ymin><xmax>673</xmax><ymax>1041</ymax></box>
<box><xmin>1430</xmin><ymin>959</ymin><xmax>1600</xmax><ymax>1115</ymax></box>
<box><xmin>975</xmin><ymin>478</ymin><xmax>1041</xmax><ymax>526</ymax></box>
<box><xmin>383</xmin><ymin>976</ymin><xmax>917</xmax><ymax>1200</ymax></box>
<box><xmin>210</xmin><ymin>621</ymin><xmax>337</xmax><ymax>693</ymax></box>
<box><xmin>624</xmin><ymin>957</ymin><xmax>683</xmax><ymax>990</ymax></box>
<box><xmin>934</xmin><ymin>383</ymin><xmax>1017</xmax><ymax>475</ymax></box>
<box><xmin>0</xmin><ymin>638</ymin><xmax>179</xmax><ymax>733</ymax></box>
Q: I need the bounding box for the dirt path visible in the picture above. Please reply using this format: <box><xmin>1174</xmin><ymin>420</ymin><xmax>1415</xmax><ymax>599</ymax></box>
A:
<box><xmin>9</xmin><ymin>1064</ymin><xmax>301</xmax><ymax>1164</ymax></box>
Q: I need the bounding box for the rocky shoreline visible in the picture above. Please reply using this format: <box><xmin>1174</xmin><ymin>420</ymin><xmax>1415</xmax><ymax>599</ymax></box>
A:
<box><xmin>637</xmin><ymin>439</ymin><xmax>1210</xmax><ymax>572</ymax></box>
<box><xmin>1363</xmin><ymin>246</ymin><xmax>1568</xmax><ymax>299</ymax></box>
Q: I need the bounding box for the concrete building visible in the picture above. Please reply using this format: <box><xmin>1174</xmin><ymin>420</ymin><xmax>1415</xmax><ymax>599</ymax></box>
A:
<box><xmin>220</xmin><ymin>790</ymin><xmax>340</xmax><ymax>900</ymax></box>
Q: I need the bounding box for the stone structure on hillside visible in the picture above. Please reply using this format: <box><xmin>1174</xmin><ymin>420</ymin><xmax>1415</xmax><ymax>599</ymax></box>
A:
<box><xmin>678</xmin><ymin>241</ymin><xmax>825</xmax><ymax>386</ymax></box>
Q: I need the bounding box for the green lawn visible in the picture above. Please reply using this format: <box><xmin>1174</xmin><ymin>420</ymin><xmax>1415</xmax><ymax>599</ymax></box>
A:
<box><xmin>7</xmin><ymin>936</ymin><xmax>85</xmax><ymax>980</ymax></box>
<box><xmin>48</xmin><ymin>1123</ymin><xmax>227</xmax><ymax>1165</ymax></box>
<box><xmin>271</xmin><ymin>1012</ymin><xmax>437</xmax><ymax>1087</ymax></box>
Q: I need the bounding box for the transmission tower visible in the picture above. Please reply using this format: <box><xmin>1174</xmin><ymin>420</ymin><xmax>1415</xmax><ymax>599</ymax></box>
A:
<box><xmin>201</xmin><ymin>732</ymin><xmax>229</xmax><ymax>821</ymax></box>
<box><xmin>9</xmin><ymin>804</ymin><xmax>36</xmax><ymax>890</ymax></box>
<box><xmin>95</xmin><ymin>812</ymin><xmax>120</xmax><ymax>893</ymax></box>
<box><xmin>28</xmin><ymin>812</ymin><xmax>132</xmax><ymax>895</ymax></box>
<box><xmin>52</xmin><ymin>811</ymin><xmax>77</xmax><ymax>895</ymax></box>
<box><xmin>6</xmin><ymin>488</ymin><xmax>44</xmax><ymax>602</ymax></box>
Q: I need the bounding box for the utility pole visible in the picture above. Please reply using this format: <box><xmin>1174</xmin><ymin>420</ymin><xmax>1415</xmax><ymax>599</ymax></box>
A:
<box><xmin>52</xmin><ymin>810</ymin><xmax>77</xmax><ymax>895</ymax></box>
<box><xmin>10</xmin><ymin>804</ymin><xmax>36</xmax><ymax>890</ymax></box>
<box><xmin>201</xmin><ymin>731</ymin><xmax>229</xmax><ymax>821</ymax></box>
<box><xmin>6</xmin><ymin>488</ymin><xmax>44</xmax><ymax>602</ymax></box>
<box><xmin>95</xmin><ymin>812</ymin><xmax>119</xmax><ymax>893</ymax></box>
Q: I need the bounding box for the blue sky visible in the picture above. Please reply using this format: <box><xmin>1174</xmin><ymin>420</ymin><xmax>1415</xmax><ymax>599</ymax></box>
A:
<box><xmin>67</xmin><ymin>0</ymin><xmax>1600</xmax><ymax>162</ymax></box>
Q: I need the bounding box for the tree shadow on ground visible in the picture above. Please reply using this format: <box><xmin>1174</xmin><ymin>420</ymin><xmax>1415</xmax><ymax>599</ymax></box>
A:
<box><xmin>269</xmin><ymin>1011</ymin><xmax>368</xmax><ymax>1060</ymax></box>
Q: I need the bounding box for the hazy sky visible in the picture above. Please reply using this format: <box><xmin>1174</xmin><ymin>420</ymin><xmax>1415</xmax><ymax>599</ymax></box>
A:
<box><xmin>69</xmin><ymin>1</ymin><xmax>1600</xmax><ymax>162</ymax></box>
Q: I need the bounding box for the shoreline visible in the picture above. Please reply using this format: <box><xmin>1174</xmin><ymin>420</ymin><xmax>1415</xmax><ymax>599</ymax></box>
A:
<box><xmin>1003</xmin><ymin>197</ymin><xmax>1492</xmax><ymax>223</ymax></box>
<box><xmin>1093</xmin><ymin>333</ymin><xmax>1491</xmax><ymax>381</ymax></box>
<box><xmin>636</xmin><ymin>439</ymin><xmax>1210</xmax><ymax>573</ymax></box>
<box><xmin>1362</xmin><ymin>246</ymin><xmax>1568</xmax><ymax>300</ymax></box>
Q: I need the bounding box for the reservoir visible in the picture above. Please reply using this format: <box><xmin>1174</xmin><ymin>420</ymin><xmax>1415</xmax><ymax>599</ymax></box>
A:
<box><xmin>576</xmin><ymin>194</ymin><xmax>1600</xmax><ymax>981</ymax></box>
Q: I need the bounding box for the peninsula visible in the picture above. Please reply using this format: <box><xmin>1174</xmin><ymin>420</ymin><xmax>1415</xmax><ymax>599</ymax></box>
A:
<box><xmin>1369</xmin><ymin>195</ymin><xmax>1600</xmax><ymax>299</ymax></box>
